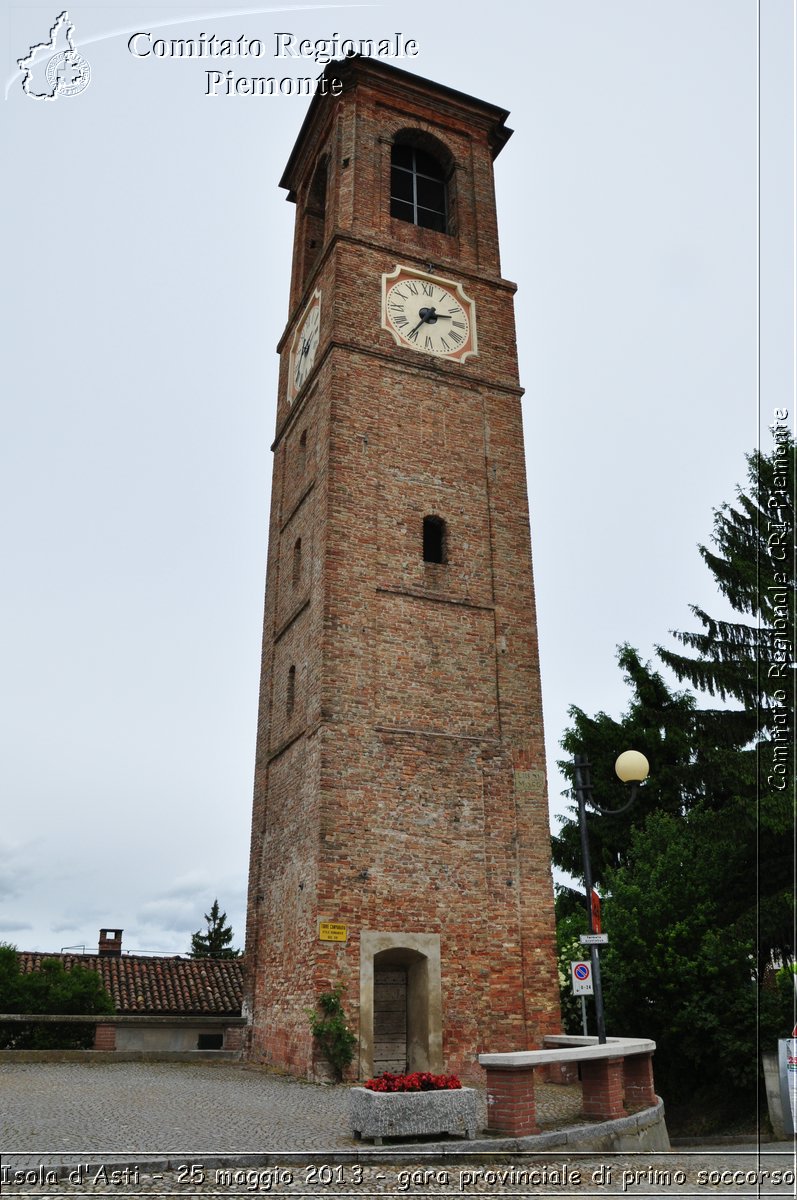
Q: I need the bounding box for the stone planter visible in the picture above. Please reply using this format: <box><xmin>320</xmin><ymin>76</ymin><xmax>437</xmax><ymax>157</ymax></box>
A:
<box><xmin>349</xmin><ymin>1086</ymin><xmax>479</xmax><ymax>1144</ymax></box>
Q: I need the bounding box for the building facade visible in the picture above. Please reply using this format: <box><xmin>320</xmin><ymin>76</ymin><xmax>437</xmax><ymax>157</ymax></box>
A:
<box><xmin>244</xmin><ymin>57</ymin><xmax>561</xmax><ymax>1081</ymax></box>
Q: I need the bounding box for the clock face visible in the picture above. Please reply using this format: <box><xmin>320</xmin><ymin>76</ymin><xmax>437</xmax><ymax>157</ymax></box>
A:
<box><xmin>289</xmin><ymin>291</ymin><xmax>321</xmax><ymax>401</ymax></box>
<box><xmin>382</xmin><ymin>267</ymin><xmax>477</xmax><ymax>362</ymax></box>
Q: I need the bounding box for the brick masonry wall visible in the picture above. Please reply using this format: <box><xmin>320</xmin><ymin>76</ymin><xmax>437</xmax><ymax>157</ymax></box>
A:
<box><xmin>483</xmin><ymin>1065</ymin><xmax>540</xmax><ymax>1137</ymax></box>
<box><xmin>93</xmin><ymin>1024</ymin><xmax>116</xmax><ymax>1052</ymax></box>
<box><xmin>623</xmin><ymin>1052</ymin><xmax>657</xmax><ymax>1107</ymax></box>
<box><xmin>581</xmin><ymin>1057</ymin><xmax>626</xmax><ymax>1120</ymax></box>
<box><xmin>245</xmin><ymin>60</ymin><xmax>561</xmax><ymax>1082</ymax></box>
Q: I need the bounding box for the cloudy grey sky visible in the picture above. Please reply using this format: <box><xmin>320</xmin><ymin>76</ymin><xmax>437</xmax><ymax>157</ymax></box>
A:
<box><xmin>3</xmin><ymin>0</ymin><xmax>794</xmax><ymax>954</ymax></box>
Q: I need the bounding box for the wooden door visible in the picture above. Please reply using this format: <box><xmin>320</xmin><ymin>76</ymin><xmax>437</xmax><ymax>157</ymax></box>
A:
<box><xmin>372</xmin><ymin>969</ymin><xmax>408</xmax><ymax>1075</ymax></box>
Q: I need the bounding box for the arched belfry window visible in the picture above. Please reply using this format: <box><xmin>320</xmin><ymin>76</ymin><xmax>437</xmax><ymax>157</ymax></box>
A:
<box><xmin>423</xmin><ymin>515</ymin><xmax>447</xmax><ymax>564</ymax></box>
<box><xmin>301</xmin><ymin>157</ymin><xmax>328</xmax><ymax>289</ymax></box>
<box><xmin>391</xmin><ymin>141</ymin><xmax>449</xmax><ymax>233</ymax></box>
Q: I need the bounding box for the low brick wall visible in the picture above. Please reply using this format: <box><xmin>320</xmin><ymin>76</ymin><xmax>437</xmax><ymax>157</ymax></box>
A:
<box><xmin>580</xmin><ymin>1056</ymin><xmax>625</xmax><ymax>1119</ymax></box>
<box><xmin>480</xmin><ymin>1035</ymin><xmax>660</xmax><ymax>1137</ymax></box>
<box><xmin>482</xmin><ymin>1064</ymin><xmax>540</xmax><ymax>1135</ymax></box>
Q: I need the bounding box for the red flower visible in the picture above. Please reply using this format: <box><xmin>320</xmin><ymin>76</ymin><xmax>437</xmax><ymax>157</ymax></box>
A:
<box><xmin>364</xmin><ymin>1070</ymin><xmax>462</xmax><ymax>1092</ymax></box>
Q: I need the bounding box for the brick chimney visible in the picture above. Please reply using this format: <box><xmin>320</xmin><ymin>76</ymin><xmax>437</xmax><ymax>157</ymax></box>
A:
<box><xmin>98</xmin><ymin>928</ymin><xmax>123</xmax><ymax>957</ymax></box>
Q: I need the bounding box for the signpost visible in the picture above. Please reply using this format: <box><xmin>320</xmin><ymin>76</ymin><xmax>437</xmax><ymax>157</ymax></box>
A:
<box><xmin>570</xmin><ymin>961</ymin><xmax>593</xmax><ymax>1036</ymax></box>
<box><xmin>570</xmin><ymin>961</ymin><xmax>593</xmax><ymax>994</ymax></box>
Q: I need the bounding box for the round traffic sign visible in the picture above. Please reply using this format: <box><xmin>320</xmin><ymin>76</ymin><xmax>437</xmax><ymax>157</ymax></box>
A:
<box><xmin>574</xmin><ymin>963</ymin><xmax>590</xmax><ymax>981</ymax></box>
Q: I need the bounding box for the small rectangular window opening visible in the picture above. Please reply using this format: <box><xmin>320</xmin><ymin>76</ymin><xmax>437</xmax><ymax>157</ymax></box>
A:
<box><xmin>197</xmin><ymin>1033</ymin><xmax>224</xmax><ymax>1050</ymax></box>
<box><xmin>423</xmin><ymin>515</ymin><xmax>446</xmax><ymax>564</ymax></box>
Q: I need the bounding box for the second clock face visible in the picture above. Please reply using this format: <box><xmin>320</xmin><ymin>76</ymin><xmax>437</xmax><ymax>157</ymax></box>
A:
<box><xmin>289</xmin><ymin>291</ymin><xmax>321</xmax><ymax>402</ymax></box>
<box><xmin>382</xmin><ymin>268</ymin><xmax>477</xmax><ymax>362</ymax></box>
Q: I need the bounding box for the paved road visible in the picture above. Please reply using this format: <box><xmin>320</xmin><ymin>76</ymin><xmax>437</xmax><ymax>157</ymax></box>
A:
<box><xmin>1</xmin><ymin>1062</ymin><xmax>792</xmax><ymax>1196</ymax></box>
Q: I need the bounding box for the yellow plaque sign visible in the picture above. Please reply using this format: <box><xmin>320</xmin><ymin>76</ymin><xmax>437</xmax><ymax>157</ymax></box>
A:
<box><xmin>319</xmin><ymin>922</ymin><xmax>348</xmax><ymax>942</ymax></box>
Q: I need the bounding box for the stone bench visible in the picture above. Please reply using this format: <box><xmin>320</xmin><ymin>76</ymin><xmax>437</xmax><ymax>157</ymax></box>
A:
<box><xmin>479</xmin><ymin>1035</ymin><xmax>658</xmax><ymax>1136</ymax></box>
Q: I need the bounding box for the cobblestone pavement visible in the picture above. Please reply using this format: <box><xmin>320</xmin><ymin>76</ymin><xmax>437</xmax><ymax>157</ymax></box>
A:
<box><xmin>1</xmin><ymin>1062</ymin><xmax>793</xmax><ymax>1196</ymax></box>
<box><xmin>2</xmin><ymin>1061</ymin><xmax>586</xmax><ymax>1158</ymax></box>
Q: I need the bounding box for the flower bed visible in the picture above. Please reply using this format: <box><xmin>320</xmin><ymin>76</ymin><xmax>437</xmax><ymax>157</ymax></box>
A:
<box><xmin>364</xmin><ymin>1071</ymin><xmax>462</xmax><ymax>1092</ymax></box>
<box><xmin>350</xmin><ymin>1074</ymin><xmax>478</xmax><ymax>1144</ymax></box>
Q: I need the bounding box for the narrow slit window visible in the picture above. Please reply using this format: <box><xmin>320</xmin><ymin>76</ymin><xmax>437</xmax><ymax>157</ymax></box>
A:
<box><xmin>292</xmin><ymin>537</ymin><xmax>302</xmax><ymax>586</ymax></box>
<box><xmin>287</xmin><ymin>665</ymin><xmax>296</xmax><ymax>716</ymax></box>
<box><xmin>423</xmin><ymin>515</ymin><xmax>446</xmax><ymax>564</ymax></box>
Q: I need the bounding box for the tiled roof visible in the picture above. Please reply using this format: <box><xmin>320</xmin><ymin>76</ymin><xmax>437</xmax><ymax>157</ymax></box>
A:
<box><xmin>17</xmin><ymin>952</ymin><xmax>244</xmax><ymax>1016</ymax></box>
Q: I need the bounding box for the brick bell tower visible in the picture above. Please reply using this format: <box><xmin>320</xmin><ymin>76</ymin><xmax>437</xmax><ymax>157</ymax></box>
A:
<box><xmin>244</xmin><ymin>56</ymin><xmax>561</xmax><ymax>1081</ymax></box>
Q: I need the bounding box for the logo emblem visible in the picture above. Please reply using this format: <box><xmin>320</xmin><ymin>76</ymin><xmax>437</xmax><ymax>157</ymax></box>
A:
<box><xmin>18</xmin><ymin>11</ymin><xmax>91</xmax><ymax>100</ymax></box>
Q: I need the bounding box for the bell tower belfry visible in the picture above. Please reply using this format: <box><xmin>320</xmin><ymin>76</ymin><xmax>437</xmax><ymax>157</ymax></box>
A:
<box><xmin>244</xmin><ymin>56</ymin><xmax>561</xmax><ymax>1081</ymax></box>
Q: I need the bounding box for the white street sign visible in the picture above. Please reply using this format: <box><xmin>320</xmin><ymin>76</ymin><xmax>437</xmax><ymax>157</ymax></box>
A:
<box><xmin>571</xmin><ymin>961</ymin><xmax>594</xmax><ymax>995</ymax></box>
<box><xmin>580</xmin><ymin>933</ymin><xmax>609</xmax><ymax>945</ymax></box>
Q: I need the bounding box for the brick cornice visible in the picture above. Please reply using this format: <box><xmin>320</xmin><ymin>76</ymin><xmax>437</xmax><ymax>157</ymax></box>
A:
<box><xmin>375</xmin><ymin>585</ymin><xmax>494</xmax><ymax>612</ymax></box>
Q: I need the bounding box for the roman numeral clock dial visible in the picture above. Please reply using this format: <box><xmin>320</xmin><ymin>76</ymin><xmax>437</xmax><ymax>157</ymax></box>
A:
<box><xmin>288</xmin><ymin>290</ymin><xmax>321</xmax><ymax>403</ymax></box>
<box><xmin>381</xmin><ymin>267</ymin><xmax>477</xmax><ymax>362</ymax></box>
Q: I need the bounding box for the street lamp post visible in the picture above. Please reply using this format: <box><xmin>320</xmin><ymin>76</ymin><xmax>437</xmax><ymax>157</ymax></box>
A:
<box><xmin>573</xmin><ymin>750</ymin><xmax>649</xmax><ymax>1044</ymax></box>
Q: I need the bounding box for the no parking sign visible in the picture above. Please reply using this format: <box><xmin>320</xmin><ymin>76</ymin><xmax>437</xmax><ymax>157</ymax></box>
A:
<box><xmin>570</xmin><ymin>960</ymin><xmax>594</xmax><ymax>996</ymax></box>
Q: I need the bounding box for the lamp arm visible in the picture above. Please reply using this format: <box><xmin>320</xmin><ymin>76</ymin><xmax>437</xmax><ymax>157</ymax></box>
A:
<box><xmin>587</xmin><ymin>781</ymin><xmax>642</xmax><ymax>818</ymax></box>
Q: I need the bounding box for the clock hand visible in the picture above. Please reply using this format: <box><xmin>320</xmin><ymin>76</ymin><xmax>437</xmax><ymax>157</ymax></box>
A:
<box><xmin>405</xmin><ymin>304</ymin><xmax>448</xmax><ymax>338</ymax></box>
<box><xmin>294</xmin><ymin>340</ymin><xmax>310</xmax><ymax>383</ymax></box>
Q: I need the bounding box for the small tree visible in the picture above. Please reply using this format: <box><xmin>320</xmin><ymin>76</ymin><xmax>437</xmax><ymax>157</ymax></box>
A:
<box><xmin>0</xmin><ymin>943</ymin><xmax>25</xmax><ymax>1013</ymax></box>
<box><xmin>0</xmin><ymin>943</ymin><xmax>114</xmax><ymax>1050</ymax></box>
<box><xmin>189</xmin><ymin>899</ymin><xmax>240</xmax><ymax>959</ymax></box>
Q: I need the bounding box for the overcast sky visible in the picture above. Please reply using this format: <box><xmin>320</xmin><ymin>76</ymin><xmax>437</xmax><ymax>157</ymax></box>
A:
<box><xmin>2</xmin><ymin>0</ymin><xmax>793</xmax><ymax>955</ymax></box>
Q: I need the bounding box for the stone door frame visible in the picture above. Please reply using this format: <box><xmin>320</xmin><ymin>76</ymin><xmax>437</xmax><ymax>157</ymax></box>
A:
<box><xmin>359</xmin><ymin>931</ymin><xmax>443</xmax><ymax>1080</ymax></box>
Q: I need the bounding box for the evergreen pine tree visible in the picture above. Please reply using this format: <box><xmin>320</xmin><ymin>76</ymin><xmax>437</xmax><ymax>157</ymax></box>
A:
<box><xmin>190</xmin><ymin>900</ymin><xmax>240</xmax><ymax>959</ymax></box>
<box><xmin>657</xmin><ymin>438</ymin><xmax>794</xmax><ymax>733</ymax></box>
<box><xmin>655</xmin><ymin>438</ymin><xmax>795</xmax><ymax>967</ymax></box>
